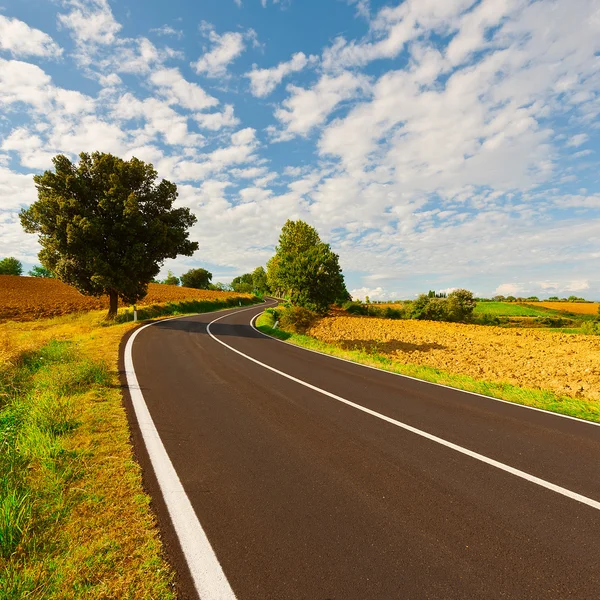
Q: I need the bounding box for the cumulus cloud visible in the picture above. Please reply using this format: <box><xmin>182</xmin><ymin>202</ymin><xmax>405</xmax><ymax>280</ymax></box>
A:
<box><xmin>194</xmin><ymin>105</ymin><xmax>240</xmax><ymax>130</ymax></box>
<box><xmin>150</xmin><ymin>68</ymin><xmax>218</xmax><ymax>110</ymax></box>
<box><xmin>58</xmin><ymin>0</ymin><xmax>121</xmax><ymax>46</ymax></box>
<box><xmin>0</xmin><ymin>15</ymin><xmax>63</xmax><ymax>58</ymax></box>
<box><xmin>272</xmin><ymin>72</ymin><xmax>371</xmax><ymax>139</ymax></box>
<box><xmin>192</xmin><ymin>22</ymin><xmax>248</xmax><ymax>78</ymax></box>
<box><xmin>246</xmin><ymin>52</ymin><xmax>317</xmax><ymax>97</ymax></box>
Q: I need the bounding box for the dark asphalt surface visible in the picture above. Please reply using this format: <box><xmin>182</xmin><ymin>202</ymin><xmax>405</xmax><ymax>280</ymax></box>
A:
<box><xmin>121</xmin><ymin>301</ymin><xmax>600</xmax><ymax>599</ymax></box>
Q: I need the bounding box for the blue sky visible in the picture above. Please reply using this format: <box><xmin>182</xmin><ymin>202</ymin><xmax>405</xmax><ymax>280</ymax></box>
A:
<box><xmin>1</xmin><ymin>0</ymin><xmax>599</xmax><ymax>300</ymax></box>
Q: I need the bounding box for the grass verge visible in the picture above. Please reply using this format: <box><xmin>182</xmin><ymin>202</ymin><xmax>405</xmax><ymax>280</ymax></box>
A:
<box><xmin>0</xmin><ymin>295</ymin><xmax>261</xmax><ymax>598</ymax></box>
<box><xmin>255</xmin><ymin>312</ymin><xmax>600</xmax><ymax>424</ymax></box>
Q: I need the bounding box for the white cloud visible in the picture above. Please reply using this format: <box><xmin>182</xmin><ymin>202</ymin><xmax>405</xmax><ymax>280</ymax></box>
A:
<box><xmin>192</xmin><ymin>22</ymin><xmax>247</xmax><ymax>78</ymax></box>
<box><xmin>350</xmin><ymin>286</ymin><xmax>394</xmax><ymax>301</ymax></box>
<box><xmin>150</xmin><ymin>68</ymin><xmax>218</xmax><ymax>111</ymax></box>
<box><xmin>246</xmin><ymin>52</ymin><xmax>317</xmax><ymax>97</ymax></box>
<box><xmin>0</xmin><ymin>58</ymin><xmax>94</xmax><ymax>115</ymax></box>
<box><xmin>113</xmin><ymin>93</ymin><xmax>204</xmax><ymax>147</ymax></box>
<box><xmin>58</xmin><ymin>0</ymin><xmax>121</xmax><ymax>46</ymax></box>
<box><xmin>150</xmin><ymin>25</ymin><xmax>184</xmax><ymax>39</ymax></box>
<box><xmin>0</xmin><ymin>15</ymin><xmax>63</xmax><ymax>58</ymax></box>
<box><xmin>273</xmin><ymin>72</ymin><xmax>371</xmax><ymax>139</ymax></box>
<box><xmin>566</xmin><ymin>133</ymin><xmax>589</xmax><ymax>147</ymax></box>
<box><xmin>194</xmin><ymin>104</ymin><xmax>240</xmax><ymax>130</ymax></box>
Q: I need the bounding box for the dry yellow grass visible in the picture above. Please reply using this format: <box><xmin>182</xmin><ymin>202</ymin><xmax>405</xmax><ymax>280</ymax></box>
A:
<box><xmin>534</xmin><ymin>301</ymin><xmax>600</xmax><ymax>315</ymax></box>
<box><xmin>0</xmin><ymin>312</ymin><xmax>175</xmax><ymax>597</ymax></box>
<box><xmin>307</xmin><ymin>316</ymin><xmax>600</xmax><ymax>402</ymax></box>
<box><xmin>0</xmin><ymin>275</ymin><xmax>251</xmax><ymax>322</ymax></box>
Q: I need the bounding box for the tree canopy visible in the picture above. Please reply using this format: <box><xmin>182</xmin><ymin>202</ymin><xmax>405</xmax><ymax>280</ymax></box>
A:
<box><xmin>267</xmin><ymin>220</ymin><xmax>348</xmax><ymax>314</ymax></box>
<box><xmin>161</xmin><ymin>270</ymin><xmax>180</xmax><ymax>286</ymax></box>
<box><xmin>0</xmin><ymin>257</ymin><xmax>23</xmax><ymax>276</ymax></box>
<box><xmin>20</xmin><ymin>152</ymin><xmax>198</xmax><ymax>318</ymax></box>
<box><xmin>180</xmin><ymin>268</ymin><xmax>212</xmax><ymax>289</ymax></box>
<box><xmin>29</xmin><ymin>265</ymin><xmax>54</xmax><ymax>278</ymax></box>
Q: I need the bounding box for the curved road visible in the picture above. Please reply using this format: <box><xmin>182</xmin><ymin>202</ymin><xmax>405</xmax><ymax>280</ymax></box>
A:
<box><xmin>121</xmin><ymin>301</ymin><xmax>600</xmax><ymax>599</ymax></box>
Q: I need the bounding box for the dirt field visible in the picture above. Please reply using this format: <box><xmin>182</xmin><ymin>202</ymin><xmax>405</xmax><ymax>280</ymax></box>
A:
<box><xmin>534</xmin><ymin>301</ymin><xmax>599</xmax><ymax>315</ymax></box>
<box><xmin>0</xmin><ymin>275</ymin><xmax>251</xmax><ymax>322</ymax></box>
<box><xmin>307</xmin><ymin>316</ymin><xmax>600</xmax><ymax>401</ymax></box>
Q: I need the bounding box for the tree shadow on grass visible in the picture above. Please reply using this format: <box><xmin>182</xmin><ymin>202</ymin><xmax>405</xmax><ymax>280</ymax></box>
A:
<box><xmin>335</xmin><ymin>339</ymin><xmax>447</xmax><ymax>355</ymax></box>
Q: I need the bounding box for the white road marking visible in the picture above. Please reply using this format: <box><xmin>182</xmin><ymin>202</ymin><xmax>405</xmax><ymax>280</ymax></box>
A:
<box><xmin>207</xmin><ymin>309</ymin><xmax>600</xmax><ymax>512</ymax></box>
<box><xmin>124</xmin><ymin>308</ymin><xmax>263</xmax><ymax>600</ymax></box>
<box><xmin>250</xmin><ymin>313</ymin><xmax>600</xmax><ymax>428</ymax></box>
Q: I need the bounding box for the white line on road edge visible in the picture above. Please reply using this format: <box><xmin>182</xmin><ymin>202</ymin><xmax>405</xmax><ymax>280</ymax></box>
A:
<box><xmin>250</xmin><ymin>314</ymin><xmax>600</xmax><ymax>428</ymax></box>
<box><xmin>207</xmin><ymin>311</ymin><xmax>600</xmax><ymax>512</ymax></box>
<box><xmin>125</xmin><ymin>309</ymin><xmax>257</xmax><ymax>600</ymax></box>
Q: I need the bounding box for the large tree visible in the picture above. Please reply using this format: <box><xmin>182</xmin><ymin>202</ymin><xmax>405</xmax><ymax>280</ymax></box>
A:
<box><xmin>0</xmin><ymin>257</ymin><xmax>23</xmax><ymax>275</ymax></box>
<box><xmin>180</xmin><ymin>267</ymin><xmax>212</xmax><ymax>289</ymax></box>
<box><xmin>268</xmin><ymin>220</ymin><xmax>348</xmax><ymax>314</ymax></box>
<box><xmin>20</xmin><ymin>152</ymin><xmax>198</xmax><ymax>318</ymax></box>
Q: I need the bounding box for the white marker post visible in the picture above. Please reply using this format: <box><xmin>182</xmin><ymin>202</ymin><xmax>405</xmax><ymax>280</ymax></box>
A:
<box><xmin>133</xmin><ymin>304</ymin><xmax>138</xmax><ymax>322</ymax></box>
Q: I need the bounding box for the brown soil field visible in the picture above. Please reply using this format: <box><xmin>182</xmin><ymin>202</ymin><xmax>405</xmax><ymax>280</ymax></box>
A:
<box><xmin>534</xmin><ymin>301</ymin><xmax>599</xmax><ymax>315</ymax></box>
<box><xmin>307</xmin><ymin>316</ymin><xmax>600</xmax><ymax>402</ymax></box>
<box><xmin>0</xmin><ymin>275</ymin><xmax>251</xmax><ymax>322</ymax></box>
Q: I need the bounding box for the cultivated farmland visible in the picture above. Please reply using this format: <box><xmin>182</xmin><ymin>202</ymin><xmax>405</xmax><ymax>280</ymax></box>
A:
<box><xmin>306</xmin><ymin>316</ymin><xmax>600</xmax><ymax>402</ymax></box>
<box><xmin>0</xmin><ymin>275</ymin><xmax>252</xmax><ymax>322</ymax></box>
<box><xmin>535</xmin><ymin>301</ymin><xmax>600</xmax><ymax>315</ymax></box>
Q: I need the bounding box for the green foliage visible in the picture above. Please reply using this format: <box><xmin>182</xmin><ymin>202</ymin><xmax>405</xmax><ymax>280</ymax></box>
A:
<box><xmin>0</xmin><ymin>257</ymin><xmax>23</xmax><ymax>276</ymax></box>
<box><xmin>252</xmin><ymin>266</ymin><xmax>269</xmax><ymax>295</ymax></box>
<box><xmin>267</xmin><ymin>220</ymin><xmax>348</xmax><ymax>314</ymax></box>
<box><xmin>180</xmin><ymin>268</ymin><xmax>212</xmax><ymax>289</ymax></box>
<box><xmin>28</xmin><ymin>265</ymin><xmax>54</xmax><ymax>278</ymax></box>
<box><xmin>231</xmin><ymin>272</ymin><xmax>254</xmax><ymax>294</ymax></box>
<box><xmin>278</xmin><ymin>305</ymin><xmax>318</xmax><ymax>333</ymax></box>
<box><xmin>548</xmin><ymin>296</ymin><xmax>559</xmax><ymax>301</ymax></box>
<box><xmin>208</xmin><ymin>281</ymin><xmax>232</xmax><ymax>292</ymax></box>
<box><xmin>446</xmin><ymin>289</ymin><xmax>477</xmax><ymax>321</ymax></box>
<box><xmin>161</xmin><ymin>270</ymin><xmax>180</xmax><ymax>286</ymax></box>
<box><xmin>20</xmin><ymin>152</ymin><xmax>198</xmax><ymax>318</ymax></box>
<box><xmin>114</xmin><ymin>295</ymin><xmax>259</xmax><ymax>323</ymax></box>
<box><xmin>581</xmin><ymin>321</ymin><xmax>600</xmax><ymax>335</ymax></box>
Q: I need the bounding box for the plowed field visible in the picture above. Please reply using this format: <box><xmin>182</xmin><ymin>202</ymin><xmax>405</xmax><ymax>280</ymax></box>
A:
<box><xmin>535</xmin><ymin>302</ymin><xmax>599</xmax><ymax>315</ymax></box>
<box><xmin>0</xmin><ymin>275</ymin><xmax>251</xmax><ymax>322</ymax></box>
<box><xmin>307</xmin><ymin>316</ymin><xmax>600</xmax><ymax>401</ymax></box>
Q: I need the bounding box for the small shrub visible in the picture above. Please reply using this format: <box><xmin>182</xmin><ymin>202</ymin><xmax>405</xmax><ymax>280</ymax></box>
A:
<box><xmin>581</xmin><ymin>321</ymin><xmax>600</xmax><ymax>335</ymax></box>
<box><xmin>343</xmin><ymin>302</ymin><xmax>368</xmax><ymax>316</ymax></box>
<box><xmin>278</xmin><ymin>306</ymin><xmax>318</xmax><ymax>333</ymax></box>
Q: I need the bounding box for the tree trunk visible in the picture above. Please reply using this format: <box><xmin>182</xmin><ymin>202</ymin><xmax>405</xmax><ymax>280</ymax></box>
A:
<box><xmin>106</xmin><ymin>290</ymin><xmax>118</xmax><ymax>320</ymax></box>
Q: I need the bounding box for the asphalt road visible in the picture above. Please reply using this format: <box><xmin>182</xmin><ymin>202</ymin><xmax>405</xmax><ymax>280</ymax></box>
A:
<box><xmin>121</xmin><ymin>301</ymin><xmax>600</xmax><ymax>599</ymax></box>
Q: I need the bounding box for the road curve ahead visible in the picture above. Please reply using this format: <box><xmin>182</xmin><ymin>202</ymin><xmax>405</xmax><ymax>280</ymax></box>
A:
<box><xmin>122</xmin><ymin>302</ymin><xmax>600</xmax><ymax>600</ymax></box>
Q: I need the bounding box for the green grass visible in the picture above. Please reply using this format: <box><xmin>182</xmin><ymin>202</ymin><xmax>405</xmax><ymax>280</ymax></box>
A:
<box><xmin>255</xmin><ymin>312</ymin><xmax>600</xmax><ymax>424</ymax></box>
<box><xmin>0</xmin><ymin>340</ymin><xmax>175</xmax><ymax>599</ymax></box>
<box><xmin>115</xmin><ymin>295</ymin><xmax>260</xmax><ymax>323</ymax></box>
<box><xmin>473</xmin><ymin>302</ymin><xmax>551</xmax><ymax>317</ymax></box>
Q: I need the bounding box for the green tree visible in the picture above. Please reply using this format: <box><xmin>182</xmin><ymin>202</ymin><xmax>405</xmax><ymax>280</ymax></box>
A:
<box><xmin>252</xmin><ymin>266</ymin><xmax>269</xmax><ymax>295</ymax></box>
<box><xmin>20</xmin><ymin>152</ymin><xmax>198</xmax><ymax>319</ymax></box>
<box><xmin>28</xmin><ymin>265</ymin><xmax>54</xmax><ymax>277</ymax></box>
<box><xmin>180</xmin><ymin>267</ymin><xmax>212</xmax><ymax>289</ymax></box>
<box><xmin>0</xmin><ymin>257</ymin><xmax>23</xmax><ymax>275</ymax></box>
<box><xmin>268</xmin><ymin>220</ymin><xmax>348</xmax><ymax>314</ymax></box>
<box><xmin>162</xmin><ymin>270</ymin><xmax>180</xmax><ymax>286</ymax></box>
<box><xmin>446</xmin><ymin>289</ymin><xmax>477</xmax><ymax>321</ymax></box>
<box><xmin>231</xmin><ymin>272</ymin><xmax>254</xmax><ymax>294</ymax></box>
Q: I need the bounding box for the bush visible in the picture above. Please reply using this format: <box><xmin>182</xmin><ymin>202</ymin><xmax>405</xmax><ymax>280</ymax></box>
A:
<box><xmin>343</xmin><ymin>301</ymin><xmax>369</xmax><ymax>316</ymax></box>
<box><xmin>582</xmin><ymin>321</ymin><xmax>600</xmax><ymax>335</ymax></box>
<box><xmin>278</xmin><ymin>305</ymin><xmax>318</xmax><ymax>333</ymax></box>
<box><xmin>446</xmin><ymin>289</ymin><xmax>477</xmax><ymax>322</ymax></box>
